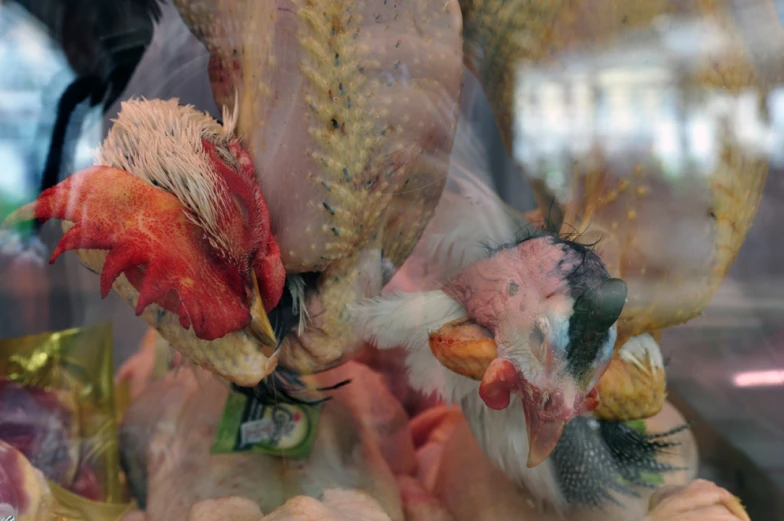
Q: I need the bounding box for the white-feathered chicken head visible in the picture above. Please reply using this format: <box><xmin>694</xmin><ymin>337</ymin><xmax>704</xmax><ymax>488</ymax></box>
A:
<box><xmin>433</xmin><ymin>235</ymin><xmax>627</xmax><ymax>467</ymax></box>
<box><xmin>4</xmin><ymin>99</ymin><xmax>286</xmax><ymax>386</ymax></box>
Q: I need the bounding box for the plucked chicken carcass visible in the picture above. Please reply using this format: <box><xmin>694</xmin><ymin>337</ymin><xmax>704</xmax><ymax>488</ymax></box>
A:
<box><xmin>119</xmin><ymin>491</ymin><xmax>396</xmax><ymax>521</ymax></box>
<box><xmin>458</xmin><ymin>0</ymin><xmax>778</xmax><ymax>421</ymax></box>
<box><xmin>5</xmin><ymin>0</ymin><xmax>464</xmax><ymax>386</ymax></box>
<box><xmin>117</xmin><ymin>330</ymin><xmax>455</xmax><ymax>521</ymax></box>
<box><xmin>117</xmin><ymin>357</ymin><xmax>421</xmax><ymax>521</ymax></box>
<box><xmin>186</xmin><ymin>491</ymin><xmax>393</xmax><ymax>521</ymax></box>
<box><xmin>171</xmin><ymin>0</ymin><xmax>465</xmax><ymax>377</ymax></box>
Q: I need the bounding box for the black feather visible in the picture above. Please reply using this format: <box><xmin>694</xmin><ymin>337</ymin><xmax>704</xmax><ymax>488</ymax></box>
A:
<box><xmin>34</xmin><ymin>75</ymin><xmax>101</xmax><ymax>234</ymax></box>
<box><xmin>520</xmin><ymin>226</ymin><xmax>621</xmax><ymax>382</ymax></box>
<box><xmin>565</xmin><ymin>275</ymin><xmax>627</xmax><ymax>383</ymax></box>
<box><xmin>231</xmin><ymin>367</ymin><xmax>352</xmax><ymax>407</ymax></box>
<box><xmin>11</xmin><ymin>0</ymin><xmax>164</xmax><ymax>236</ymax></box>
<box><xmin>233</xmin><ymin>274</ymin><xmax>352</xmax><ymax>407</ymax></box>
<box><xmin>551</xmin><ymin>417</ymin><xmax>688</xmax><ymax>509</ymax></box>
<box><xmin>482</xmin><ymin>217</ymin><xmax>601</xmax><ymax>259</ymax></box>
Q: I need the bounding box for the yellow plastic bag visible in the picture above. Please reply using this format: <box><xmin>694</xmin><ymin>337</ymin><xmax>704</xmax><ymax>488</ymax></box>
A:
<box><xmin>48</xmin><ymin>483</ymin><xmax>136</xmax><ymax>521</ymax></box>
<box><xmin>0</xmin><ymin>322</ymin><xmax>129</xmax><ymax>511</ymax></box>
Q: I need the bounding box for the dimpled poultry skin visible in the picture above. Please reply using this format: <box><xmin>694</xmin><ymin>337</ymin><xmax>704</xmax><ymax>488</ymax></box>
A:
<box><xmin>172</xmin><ymin>0</ymin><xmax>464</xmax><ymax>375</ymax></box>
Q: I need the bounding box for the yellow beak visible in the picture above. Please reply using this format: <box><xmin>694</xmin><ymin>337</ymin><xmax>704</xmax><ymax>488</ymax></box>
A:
<box><xmin>248</xmin><ymin>270</ymin><xmax>278</xmax><ymax>348</ymax></box>
<box><xmin>428</xmin><ymin>317</ymin><xmax>497</xmax><ymax>380</ymax></box>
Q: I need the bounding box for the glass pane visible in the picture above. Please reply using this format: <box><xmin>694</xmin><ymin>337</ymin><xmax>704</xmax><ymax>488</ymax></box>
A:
<box><xmin>0</xmin><ymin>1</ymin><xmax>781</xmax><ymax>520</ymax></box>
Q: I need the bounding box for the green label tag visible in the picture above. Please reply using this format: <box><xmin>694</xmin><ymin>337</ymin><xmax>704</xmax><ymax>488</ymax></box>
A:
<box><xmin>211</xmin><ymin>391</ymin><xmax>321</xmax><ymax>458</ymax></box>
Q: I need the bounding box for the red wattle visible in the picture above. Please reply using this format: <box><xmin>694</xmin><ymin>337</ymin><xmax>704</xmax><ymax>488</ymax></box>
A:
<box><xmin>479</xmin><ymin>358</ymin><xmax>518</xmax><ymax>410</ymax></box>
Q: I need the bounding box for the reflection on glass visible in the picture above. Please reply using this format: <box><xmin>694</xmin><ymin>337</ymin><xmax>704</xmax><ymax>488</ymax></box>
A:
<box><xmin>0</xmin><ymin>3</ymin><xmax>101</xmax><ymax>223</ymax></box>
<box><xmin>511</xmin><ymin>14</ymin><xmax>781</xmax><ymax>197</ymax></box>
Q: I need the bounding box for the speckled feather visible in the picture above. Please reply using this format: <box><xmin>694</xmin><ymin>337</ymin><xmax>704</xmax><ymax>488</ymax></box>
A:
<box><xmin>551</xmin><ymin>418</ymin><xmax>686</xmax><ymax>509</ymax></box>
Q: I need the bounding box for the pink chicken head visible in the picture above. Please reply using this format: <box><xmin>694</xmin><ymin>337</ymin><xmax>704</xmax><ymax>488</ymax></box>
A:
<box><xmin>442</xmin><ymin>235</ymin><xmax>627</xmax><ymax>467</ymax></box>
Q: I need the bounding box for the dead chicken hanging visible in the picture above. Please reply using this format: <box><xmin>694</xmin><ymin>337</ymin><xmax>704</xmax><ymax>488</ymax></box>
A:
<box><xmin>351</xmin><ymin>124</ymin><xmax>716</xmax><ymax>512</ymax></box>
<box><xmin>7</xmin><ymin>101</ymin><xmax>285</xmax><ymax>385</ymax></box>
<box><xmin>5</xmin><ymin>0</ymin><xmax>464</xmax><ymax>387</ymax></box>
<box><xmin>353</xmin><ymin>0</ymin><xmax>772</xmax><ymax>512</ymax></box>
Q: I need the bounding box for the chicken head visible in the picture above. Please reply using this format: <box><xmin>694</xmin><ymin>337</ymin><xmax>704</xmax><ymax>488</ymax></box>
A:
<box><xmin>5</xmin><ymin>99</ymin><xmax>284</xmax><ymax>386</ymax></box>
<box><xmin>431</xmin><ymin>235</ymin><xmax>627</xmax><ymax>467</ymax></box>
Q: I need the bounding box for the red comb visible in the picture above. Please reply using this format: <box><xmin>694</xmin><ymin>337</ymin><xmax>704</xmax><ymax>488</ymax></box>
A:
<box><xmin>20</xmin><ymin>166</ymin><xmax>252</xmax><ymax>340</ymax></box>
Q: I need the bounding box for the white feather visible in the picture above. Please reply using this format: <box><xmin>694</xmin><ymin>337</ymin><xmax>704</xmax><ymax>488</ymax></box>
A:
<box><xmin>351</xmin><ymin>288</ymin><xmax>567</xmax><ymax>509</ymax></box>
<box><xmin>350</xmin><ymin>290</ymin><xmax>478</xmax><ymax>404</ymax></box>
<box><xmin>619</xmin><ymin>333</ymin><xmax>664</xmax><ymax>374</ymax></box>
<box><xmin>403</xmin><ymin>120</ymin><xmax>526</xmax><ymax>287</ymax></box>
<box><xmin>286</xmin><ymin>274</ymin><xmax>310</xmax><ymax>336</ymax></box>
<box><xmin>96</xmin><ymin>97</ymin><xmax>236</xmax><ymax>253</ymax></box>
<box><xmin>461</xmin><ymin>393</ymin><xmax>566</xmax><ymax>511</ymax></box>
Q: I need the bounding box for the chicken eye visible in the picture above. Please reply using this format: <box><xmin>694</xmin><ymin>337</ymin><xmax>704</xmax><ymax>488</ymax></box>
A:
<box><xmin>530</xmin><ymin>316</ymin><xmax>553</xmax><ymax>365</ymax></box>
<box><xmin>231</xmin><ymin>194</ymin><xmax>250</xmax><ymax>226</ymax></box>
<box><xmin>529</xmin><ymin>326</ymin><xmax>546</xmax><ymax>364</ymax></box>
<box><xmin>529</xmin><ymin>327</ymin><xmax>544</xmax><ymax>348</ymax></box>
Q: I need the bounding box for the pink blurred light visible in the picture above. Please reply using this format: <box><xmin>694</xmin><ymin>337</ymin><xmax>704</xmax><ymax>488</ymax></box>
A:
<box><xmin>733</xmin><ymin>370</ymin><xmax>784</xmax><ymax>388</ymax></box>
